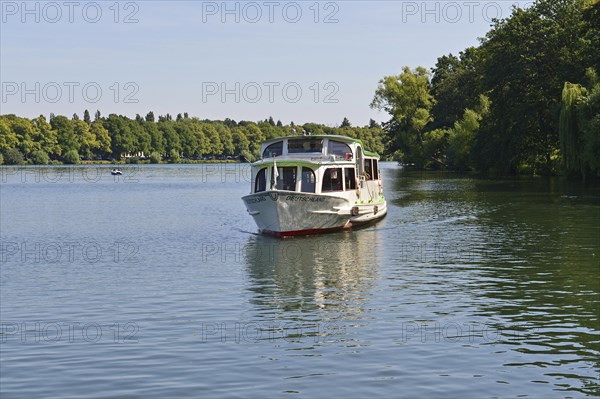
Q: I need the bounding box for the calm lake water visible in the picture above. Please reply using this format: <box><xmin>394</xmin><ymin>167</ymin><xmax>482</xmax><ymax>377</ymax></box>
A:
<box><xmin>1</xmin><ymin>164</ymin><xmax>598</xmax><ymax>398</ymax></box>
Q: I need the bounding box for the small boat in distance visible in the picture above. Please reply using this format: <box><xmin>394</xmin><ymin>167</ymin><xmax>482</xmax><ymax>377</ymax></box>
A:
<box><xmin>242</xmin><ymin>135</ymin><xmax>387</xmax><ymax>237</ymax></box>
<box><xmin>111</xmin><ymin>168</ymin><xmax>122</xmax><ymax>176</ymax></box>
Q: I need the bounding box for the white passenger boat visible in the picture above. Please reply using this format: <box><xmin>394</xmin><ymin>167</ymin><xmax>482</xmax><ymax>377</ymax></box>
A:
<box><xmin>242</xmin><ymin>135</ymin><xmax>387</xmax><ymax>236</ymax></box>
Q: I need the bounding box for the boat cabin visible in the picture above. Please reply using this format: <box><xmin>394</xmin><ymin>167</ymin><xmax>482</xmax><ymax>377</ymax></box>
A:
<box><xmin>252</xmin><ymin>135</ymin><xmax>381</xmax><ymax>196</ymax></box>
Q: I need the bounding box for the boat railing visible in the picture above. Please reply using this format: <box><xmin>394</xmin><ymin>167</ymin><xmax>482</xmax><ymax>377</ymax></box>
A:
<box><xmin>259</xmin><ymin>154</ymin><xmax>355</xmax><ymax>163</ymax></box>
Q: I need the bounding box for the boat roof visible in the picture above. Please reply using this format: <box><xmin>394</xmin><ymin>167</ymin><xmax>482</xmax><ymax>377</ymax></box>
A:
<box><xmin>262</xmin><ymin>134</ymin><xmax>380</xmax><ymax>157</ymax></box>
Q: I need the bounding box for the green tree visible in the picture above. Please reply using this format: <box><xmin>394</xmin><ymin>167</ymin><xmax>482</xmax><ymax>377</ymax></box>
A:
<box><xmin>430</xmin><ymin>48</ymin><xmax>481</xmax><ymax>130</ymax></box>
<box><xmin>371</xmin><ymin>66</ymin><xmax>435</xmax><ymax>167</ymax></box>
<box><xmin>7</xmin><ymin>116</ymin><xmax>38</xmax><ymax>158</ymax></box>
<box><xmin>201</xmin><ymin>123</ymin><xmax>223</xmax><ymax>156</ymax></box>
<box><xmin>30</xmin><ymin>150</ymin><xmax>50</xmax><ymax>165</ymax></box>
<box><xmin>232</xmin><ymin>127</ymin><xmax>250</xmax><ymax>157</ymax></box>
<box><xmin>369</xmin><ymin>119</ymin><xmax>381</xmax><ymax>129</ymax></box>
<box><xmin>63</xmin><ymin>149</ymin><xmax>80</xmax><ymax>164</ymax></box>
<box><xmin>341</xmin><ymin>117</ymin><xmax>351</xmax><ymax>128</ymax></box>
<box><xmin>83</xmin><ymin>109</ymin><xmax>91</xmax><ymax>125</ymax></box>
<box><xmin>581</xmin><ymin>0</ymin><xmax>600</xmax><ymax>72</ymax></box>
<box><xmin>560</xmin><ymin>68</ymin><xmax>600</xmax><ymax>179</ymax></box>
<box><xmin>149</xmin><ymin>151</ymin><xmax>162</xmax><ymax>163</ymax></box>
<box><xmin>224</xmin><ymin>118</ymin><xmax>237</xmax><ymax>128</ymax></box>
<box><xmin>175</xmin><ymin>121</ymin><xmax>198</xmax><ymax>157</ymax></box>
<box><xmin>3</xmin><ymin>148</ymin><xmax>23</xmax><ymax>165</ymax></box>
<box><xmin>32</xmin><ymin>115</ymin><xmax>60</xmax><ymax>158</ymax></box>
<box><xmin>158</xmin><ymin>121</ymin><xmax>181</xmax><ymax>154</ymax></box>
<box><xmin>104</xmin><ymin>114</ymin><xmax>135</xmax><ymax>158</ymax></box>
<box><xmin>73</xmin><ymin>119</ymin><xmax>99</xmax><ymax>159</ymax></box>
<box><xmin>214</xmin><ymin>123</ymin><xmax>235</xmax><ymax>155</ymax></box>
<box><xmin>242</xmin><ymin>123</ymin><xmax>266</xmax><ymax>158</ymax></box>
<box><xmin>144</xmin><ymin>121</ymin><xmax>165</xmax><ymax>155</ymax></box>
<box><xmin>356</xmin><ymin>126</ymin><xmax>385</xmax><ymax>155</ymax></box>
<box><xmin>91</xmin><ymin>120</ymin><xmax>111</xmax><ymax>159</ymax></box>
<box><xmin>0</xmin><ymin>116</ymin><xmax>19</xmax><ymax>154</ymax></box>
<box><xmin>131</xmin><ymin>119</ymin><xmax>151</xmax><ymax>155</ymax></box>
<box><xmin>475</xmin><ymin>0</ymin><xmax>590</xmax><ymax>174</ymax></box>
<box><xmin>422</xmin><ymin>128</ymin><xmax>448</xmax><ymax>169</ymax></box>
<box><xmin>168</xmin><ymin>148</ymin><xmax>180</xmax><ymax>163</ymax></box>
<box><xmin>52</xmin><ymin>115</ymin><xmax>79</xmax><ymax>156</ymax></box>
<box><xmin>580</xmin><ymin>70</ymin><xmax>600</xmax><ymax>177</ymax></box>
<box><xmin>447</xmin><ymin>95</ymin><xmax>490</xmax><ymax>170</ymax></box>
<box><xmin>302</xmin><ymin>123</ymin><xmax>325</xmax><ymax>135</ymax></box>
<box><xmin>560</xmin><ymin>82</ymin><xmax>588</xmax><ymax>176</ymax></box>
<box><xmin>258</xmin><ymin>121</ymin><xmax>279</xmax><ymax>141</ymax></box>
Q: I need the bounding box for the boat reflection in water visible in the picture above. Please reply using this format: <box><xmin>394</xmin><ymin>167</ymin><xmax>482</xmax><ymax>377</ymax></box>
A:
<box><xmin>243</xmin><ymin>229</ymin><xmax>383</xmax><ymax>341</ymax></box>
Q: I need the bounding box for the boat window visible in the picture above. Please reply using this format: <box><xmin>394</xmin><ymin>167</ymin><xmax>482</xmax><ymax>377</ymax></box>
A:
<box><xmin>322</xmin><ymin>168</ymin><xmax>343</xmax><ymax>192</ymax></box>
<box><xmin>344</xmin><ymin>168</ymin><xmax>356</xmax><ymax>190</ymax></box>
<box><xmin>255</xmin><ymin>168</ymin><xmax>267</xmax><ymax>192</ymax></box>
<box><xmin>373</xmin><ymin>159</ymin><xmax>379</xmax><ymax>180</ymax></box>
<box><xmin>364</xmin><ymin>159</ymin><xmax>373</xmax><ymax>180</ymax></box>
<box><xmin>288</xmin><ymin>139</ymin><xmax>323</xmax><ymax>154</ymax></box>
<box><xmin>328</xmin><ymin>140</ymin><xmax>352</xmax><ymax>159</ymax></box>
<box><xmin>273</xmin><ymin>166</ymin><xmax>297</xmax><ymax>191</ymax></box>
<box><xmin>301</xmin><ymin>167</ymin><xmax>316</xmax><ymax>193</ymax></box>
<box><xmin>263</xmin><ymin>141</ymin><xmax>283</xmax><ymax>158</ymax></box>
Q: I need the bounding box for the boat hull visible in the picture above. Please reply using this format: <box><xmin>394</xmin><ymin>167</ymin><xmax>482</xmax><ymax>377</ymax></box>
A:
<box><xmin>242</xmin><ymin>191</ymin><xmax>386</xmax><ymax>237</ymax></box>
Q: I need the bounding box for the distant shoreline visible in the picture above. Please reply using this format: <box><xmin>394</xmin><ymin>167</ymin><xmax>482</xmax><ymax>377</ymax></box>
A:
<box><xmin>0</xmin><ymin>159</ymin><xmax>243</xmax><ymax>166</ymax></box>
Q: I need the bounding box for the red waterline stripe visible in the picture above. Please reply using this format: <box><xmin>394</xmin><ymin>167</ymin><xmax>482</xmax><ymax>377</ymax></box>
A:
<box><xmin>261</xmin><ymin>224</ymin><xmax>352</xmax><ymax>237</ymax></box>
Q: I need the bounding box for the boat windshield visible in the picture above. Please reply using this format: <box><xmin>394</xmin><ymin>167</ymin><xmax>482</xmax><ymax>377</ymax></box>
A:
<box><xmin>262</xmin><ymin>141</ymin><xmax>283</xmax><ymax>158</ymax></box>
<box><xmin>328</xmin><ymin>140</ymin><xmax>352</xmax><ymax>158</ymax></box>
<box><xmin>364</xmin><ymin>158</ymin><xmax>373</xmax><ymax>180</ymax></box>
<box><xmin>344</xmin><ymin>168</ymin><xmax>356</xmax><ymax>190</ymax></box>
<box><xmin>273</xmin><ymin>166</ymin><xmax>297</xmax><ymax>191</ymax></box>
<box><xmin>301</xmin><ymin>167</ymin><xmax>316</xmax><ymax>193</ymax></box>
<box><xmin>255</xmin><ymin>168</ymin><xmax>267</xmax><ymax>192</ymax></box>
<box><xmin>322</xmin><ymin>168</ymin><xmax>343</xmax><ymax>192</ymax></box>
<box><xmin>364</xmin><ymin>159</ymin><xmax>378</xmax><ymax>180</ymax></box>
<box><xmin>288</xmin><ymin>139</ymin><xmax>323</xmax><ymax>154</ymax></box>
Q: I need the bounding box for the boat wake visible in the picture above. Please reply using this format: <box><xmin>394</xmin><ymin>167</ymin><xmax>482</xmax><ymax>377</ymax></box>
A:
<box><xmin>233</xmin><ymin>227</ymin><xmax>261</xmax><ymax>236</ymax></box>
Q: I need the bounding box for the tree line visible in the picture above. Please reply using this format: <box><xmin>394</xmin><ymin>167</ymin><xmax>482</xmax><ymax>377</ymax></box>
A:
<box><xmin>371</xmin><ymin>0</ymin><xmax>599</xmax><ymax>180</ymax></box>
<box><xmin>0</xmin><ymin>111</ymin><xmax>385</xmax><ymax>165</ymax></box>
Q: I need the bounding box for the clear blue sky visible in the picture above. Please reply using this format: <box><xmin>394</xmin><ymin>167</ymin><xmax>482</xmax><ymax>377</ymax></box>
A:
<box><xmin>1</xmin><ymin>1</ymin><xmax>531</xmax><ymax>126</ymax></box>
